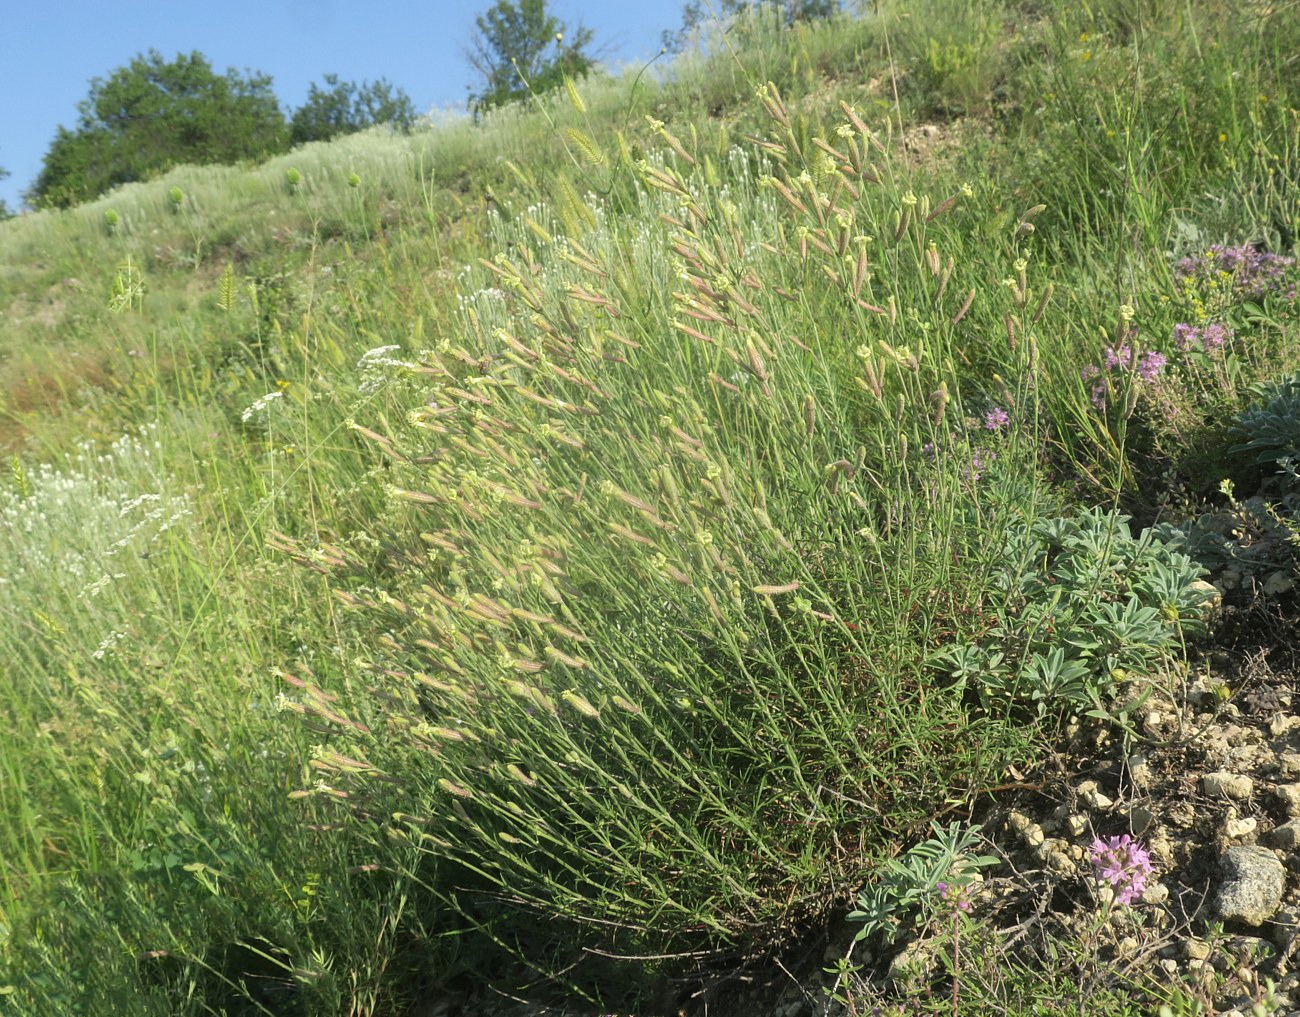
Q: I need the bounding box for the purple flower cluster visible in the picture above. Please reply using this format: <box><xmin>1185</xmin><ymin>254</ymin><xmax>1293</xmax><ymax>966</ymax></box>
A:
<box><xmin>935</xmin><ymin>881</ymin><xmax>973</xmax><ymax>913</ymax></box>
<box><xmin>1090</xmin><ymin>834</ymin><xmax>1154</xmax><ymax>905</ymax></box>
<box><xmin>1081</xmin><ymin>347</ymin><xmax>1167</xmax><ymax>408</ymax></box>
<box><xmin>1104</xmin><ymin>344</ymin><xmax>1133</xmax><ymax>370</ymax></box>
<box><xmin>1136</xmin><ymin>350</ymin><xmax>1168</xmax><ymax>381</ymax></box>
<box><xmin>983</xmin><ymin>406</ymin><xmax>1010</xmax><ymax>430</ymax></box>
<box><xmin>1174</xmin><ymin>244</ymin><xmax>1298</xmax><ymax>302</ymax></box>
<box><xmin>963</xmin><ymin>447</ymin><xmax>996</xmax><ymax>481</ymax></box>
<box><xmin>1172</xmin><ymin>321</ymin><xmax>1232</xmax><ymax>352</ymax></box>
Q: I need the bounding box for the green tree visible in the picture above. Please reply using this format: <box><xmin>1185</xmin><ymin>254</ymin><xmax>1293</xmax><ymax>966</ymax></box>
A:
<box><xmin>290</xmin><ymin>74</ymin><xmax>418</xmax><ymax>145</ymax></box>
<box><xmin>0</xmin><ymin>161</ymin><xmax>11</xmax><ymax>219</ymax></box>
<box><xmin>32</xmin><ymin>50</ymin><xmax>288</xmax><ymax>209</ymax></box>
<box><xmin>466</xmin><ymin>0</ymin><xmax>595</xmax><ymax>114</ymax></box>
<box><xmin>663</xmin><ymin>0</ymin><xmax>841</xmax><ymax>53</ymax></box>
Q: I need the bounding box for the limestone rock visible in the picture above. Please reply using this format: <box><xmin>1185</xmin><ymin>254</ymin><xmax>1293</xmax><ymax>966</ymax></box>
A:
<box><xmin>1215</xmin><ymin>846</ymin><xmax>1287</xmax><ymax>926</ymax></box>
<box><xmin>1277</xmin><ymin>784</ymin><xmax>1300</xmax><ymax>818</ymax></box>
<box><xmin>1270</xmin><ymin>820</ymin><xmax>1300</xmax><ymax>851</ymax></box>
<box><xmin>1203</xmin><ymin>771</ymin><xmax>1254</xmax><ymax>800</ymax></box>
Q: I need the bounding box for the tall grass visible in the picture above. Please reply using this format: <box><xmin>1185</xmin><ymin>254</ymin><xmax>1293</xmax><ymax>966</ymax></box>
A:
<box><xmin>0</xmin><ymin>1</ymin><xmax>1296</xmax><ymax>1013</ymax></box>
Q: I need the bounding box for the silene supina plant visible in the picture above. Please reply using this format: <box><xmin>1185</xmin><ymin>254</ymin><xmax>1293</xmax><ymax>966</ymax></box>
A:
<box><xmin>274</xmin><ymin>82</ymin><xmax>1053</xmax><ymax>965</ymax></box>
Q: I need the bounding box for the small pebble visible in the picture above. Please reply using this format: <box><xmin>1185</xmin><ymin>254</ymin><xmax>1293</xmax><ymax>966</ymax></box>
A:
<box><xmin>1277</xmin><ymin>785</ymin><xmax>1300</xmax><ymax>817</ymax></box>
<box><xmin>1203</xmin><ymin>772</ymin><xmax>1254</xmax><ymax>800</ymax></box>
<box><xmin>1270</xmin><ymin>821</ymin><xmax>1300</xmax><ymax>850</ymax></box>
<box><xmin>1224</xmin><ymin>816</ymin><xmax>1258</xmax><ymax>839</ymax></box>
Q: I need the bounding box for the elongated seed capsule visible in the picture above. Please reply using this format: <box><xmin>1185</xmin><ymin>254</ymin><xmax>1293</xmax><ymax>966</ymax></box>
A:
<box><xmin>952</xmin><ymin>288</ymin><xmax>976</xmax><ymax>325</ymax></box>
<box><xmin>1032</xmin><ymin>282</ymin><xmax>1054</xmax><ymax>323</ymax></box>
<box><xmin>894</xmin><ymin>206</ymin><xmax>911</xmax><ymax>243</ymax></box>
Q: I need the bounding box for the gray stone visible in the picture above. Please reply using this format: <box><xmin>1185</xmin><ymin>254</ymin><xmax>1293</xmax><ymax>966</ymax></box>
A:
<box><xmin>1127</xmin><ymin>753</ymin><xmax>1154</xmax><ymax>789</ymax></box>
<box><xmin>1125</xmin><ymin>806</ymin><xmax>1155</xmax><ymax>835</ymax></box>
<box><xmin>1190</xmin><ymin>579</ymin><xmax>1223</xmax><ymax>624</ymax></box>
<box><xmin>1204</xmin><ymin>771</ymin><xmax>1254</xmax><ymax>800</ymax></box>
<box><xmin>1270</xmin><ymin>821</ymin><xmax>1300</xmax><ymax>851</ymax></box>
<box><xmin>1215</xmin><ymin>846</ymin><xmax>1287</xmax><ymax>926</ymax></box>
<box><xmin>1223</xmin><ymin>815</ymin><xmax>1258</xmax><ymax>840</ymax></box>
<box><xmin>1270</xmin><ymin>907</ymin><xmax>1300</xmax><ymax>949</ymax></box>
<box><xmin>1279</xmin><ymin>753</ymin><xmax>1300</xmax><ymax>779</ymax></box>
<box><xmin>1077</xmin><ymin>779</ymin><xmax>1113</xmax><ymax>811</ymax></box>
<box><xmin>1277</xmin><ymin>784</ymin><xmax>1300</xmax><ymax>818</ymax></box>
<box><xmin>886</xmin><ymin>939</ymin><xmax>934</xmax><ymax>989</ymax></box>
<box><xmin>1142</xmin><ymin>881</ymin><xmax>1170</xmax><ymax>905</ymax></box>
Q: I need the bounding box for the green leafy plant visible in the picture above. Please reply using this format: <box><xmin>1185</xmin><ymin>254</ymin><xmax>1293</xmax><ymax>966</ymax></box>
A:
<box><xmin>848</xmin><ymin>821</ymin><xmax>998</xmax><ymax>946</ymax></box>
<box><xmin>31</xmin><ymin>50</ymin><xmax>289</xmax><ymax>208</ymax></box>
<box><xmin>290</xmin><ymin>73</ymin><xmax>416</xmax><ymax>144</ymax></box>
<box><xmin>934</xmin><ymin>507</ymin><xmax>1211</xmax><ymax>715</ymax></box>
<box><xmin>1231</xmin><ymin>373</ymin><xmax>1300</xmax><ymax>469</ymax></box>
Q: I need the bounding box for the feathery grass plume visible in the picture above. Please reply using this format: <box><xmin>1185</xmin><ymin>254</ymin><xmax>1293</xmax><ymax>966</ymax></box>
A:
<box><xmin>564</xmin><ymin>126</ymin><xmax>606</xmax><ymax>166</ymax></box>
<box><xmin>217</xmin><ymin>263</ymin><xmax>237</xmax><ymax>313</ymax></box>
<box><xmin>277</xmin><ymin>72</ymin><xmax>1074</xmax><ymax>979</ymax></box>
<box><xmin>563</xmin><ymin>76</ymin><xmax>587</xmax><ymax>115</ymax></box>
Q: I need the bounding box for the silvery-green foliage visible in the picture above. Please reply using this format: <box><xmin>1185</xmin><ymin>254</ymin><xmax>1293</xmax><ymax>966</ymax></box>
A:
<box><xmin>934</xmin><ymin>507</ymin><xmax>1210</xmax><ymax>715</ymax></box>
<box><xmin>1231</xmin><ymin>373</ymin><xmax>1300</xmax><ymax>470</ymax></box>
<box><xmin>849</xmin><ymin>822</ymin><xmax>998</xmax><ymax>945</ymax></box>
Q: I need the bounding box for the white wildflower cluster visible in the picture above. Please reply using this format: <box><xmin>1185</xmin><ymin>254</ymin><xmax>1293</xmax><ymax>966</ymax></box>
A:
<box><xmin>92</xmin><ymin>630</ymin><xmax>126</xmax><ymax>660</ymax></box>
<box><xmin>0</xmin><ymin>425</ymin><xmax>192</xmax><ymax>605</ymax></box>
<box><xmin>81</xmin><ymin>572</ymin><xmax>127</xmax><ymax>599</ymax></box>
<box><xmin>454</xmin><ymin>286</ymin><xmax>508</xmax><ymax>323</ymax></box>
<box><xmin>240</xmin><ymin>389</ymin><xmax>284</xmax><ymax>423</ymax></box>
<box><xmin>357</xmin><ymin>344</ymin><xmax>416</xmax><ymax>394</ymax></box>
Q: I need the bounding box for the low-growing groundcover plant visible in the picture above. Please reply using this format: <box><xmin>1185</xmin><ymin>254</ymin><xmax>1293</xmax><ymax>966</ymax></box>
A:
<box><xmin>826</xmin><ymin>824</ymin><xmax>1168</xmax><ymax>1015</ymax></box>
<box><xmin>933</xmin><ymin>507</ymin><xmax>1212</xmax><ymax>718</ymax></box>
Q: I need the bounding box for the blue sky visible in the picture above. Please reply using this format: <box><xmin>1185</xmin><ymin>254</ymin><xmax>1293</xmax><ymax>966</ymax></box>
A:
<box><xmin>0</xmin><ymin>0</ymin><xmax>686</xmax><ymax>211</ymax></box>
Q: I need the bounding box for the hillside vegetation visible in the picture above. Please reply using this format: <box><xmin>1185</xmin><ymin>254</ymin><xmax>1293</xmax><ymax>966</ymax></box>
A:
<box><xmin>1</xmin><ymin>2</ymin><xmax>1298</xmax><ymax>1014</ymax></box>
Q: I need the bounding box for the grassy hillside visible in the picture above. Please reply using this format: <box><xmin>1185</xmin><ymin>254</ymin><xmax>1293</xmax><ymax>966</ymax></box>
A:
<box><xmin>1</xmin><ymin>2</ymin><xmax>1298</xmax><ymax>1014</ymax></box>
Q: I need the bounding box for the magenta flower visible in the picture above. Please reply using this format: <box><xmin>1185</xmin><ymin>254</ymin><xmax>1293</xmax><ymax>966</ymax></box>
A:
<box><xmin>983</xmin><ymin>407</ymin><xmax>1010</xmax><ymax>430</ymax></box>
<box><xmin>1175</xmin><ymin>244</ymin><xmax>1298</xmax><ymax>301</ymax></box>
<box><xmin>1173</xmin><ymin>322</ymin><xmax>1232</xmax><ymax>352</ymax></box>
<box><xmin>1090</xmin><ymin>834</ymin><xmax>1154</xmax><ymax>905</ymax></box>
<box><xmin>1104</xmin><ymin>345</ymin><xmax>1133</xmax><ymax>370</ymax></box>
<box><xmin>1137</xmin><ymin>351</ymin><xmax>1168</xmax><ymax>382</ymax></box>
<box><xmin>1201</xmin><ymin>323</ymin><xmax>1230</xmax><ymax>348</ymax></box>
<box><xmin>936</xmin><ymin>881</ymin><xmax>973</xmax><ymax>913</ymax></box>
<box><xmin>963</xmin><ymin>448</ymin><xmax>996</xmax><ymax>482</ymax></box>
